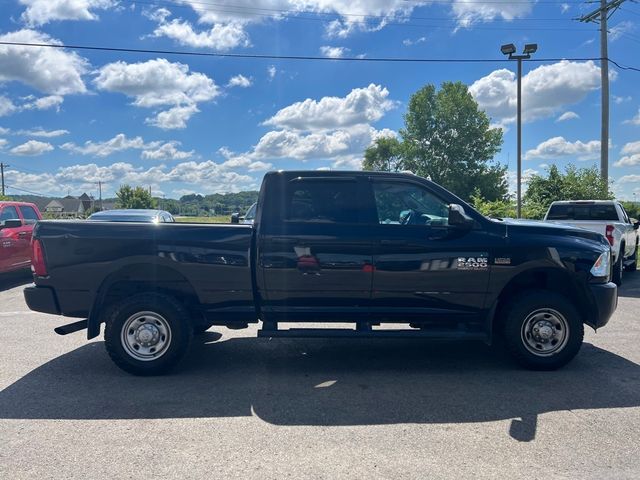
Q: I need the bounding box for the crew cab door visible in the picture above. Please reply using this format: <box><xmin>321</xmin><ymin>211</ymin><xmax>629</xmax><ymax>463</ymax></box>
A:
<box><xmin>258</xmin><ymin>175</ymin><xmax>373</xmax><ymax>321</ymax></box>
<box><xmin>366</xmin><ymin>178</ymin><xmax>492</xmax><ymax>325</ymax></box>
<box><xmin>0</xmin><ymin>205</ymin><xmax>30</xmax><ymax>271</ymax></box>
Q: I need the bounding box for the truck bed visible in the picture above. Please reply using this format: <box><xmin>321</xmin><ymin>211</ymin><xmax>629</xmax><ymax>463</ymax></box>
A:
<box><xmin>32</xmin><ymin>220</ymin><xmax>255</xmax><ymax>319</ymax></box>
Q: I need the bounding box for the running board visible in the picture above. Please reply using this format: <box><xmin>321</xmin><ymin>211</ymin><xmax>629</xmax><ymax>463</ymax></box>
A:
<box><xmin>257</xmin><ymin>328</ymin><xmax>487</xmax><ymax>340</ymax></box>
<box><xmin>54</xmin><ymin>319</ymin><xmax>88</xmax><ymax>336</ymax></box>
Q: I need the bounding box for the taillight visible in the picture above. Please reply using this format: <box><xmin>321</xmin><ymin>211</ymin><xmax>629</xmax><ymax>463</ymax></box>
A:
<box><xmin>31</xmin><ymin>238</ymin><xmax>48</xmax><ymax>276</ymax></box>
<box><xmin>605</xmin><ymin>225</ymin><xmax>614</xmax><ymax>246</ymax></box>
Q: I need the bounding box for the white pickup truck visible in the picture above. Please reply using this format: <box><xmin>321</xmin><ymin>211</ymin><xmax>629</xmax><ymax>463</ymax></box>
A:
<box><xmin>544</xmin><ymin>200</ymin><xmax>639</xmax><ymax>285</ymax></box>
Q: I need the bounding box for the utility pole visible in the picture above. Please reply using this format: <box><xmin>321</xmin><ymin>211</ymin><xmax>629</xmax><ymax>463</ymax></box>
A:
<box><xmin>579</xmin><ymin>0</ymin><xmax>626</xmax><ymax>186</ymax></box>
<box><xmin>0</xmin><ymin>162</ymin><xmax>7</xmax><ymax>196</ymax></box>
<box><xmin>96</xmin><ymin>181</ymin><xmax>103</xmax><ymax>211</ymax></box>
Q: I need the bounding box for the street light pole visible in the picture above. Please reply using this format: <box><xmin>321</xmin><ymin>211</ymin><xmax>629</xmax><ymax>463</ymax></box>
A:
<box><xmin>500</xmin><ymin>43</ymin><xmax>537</xmax><ymax>218</ymax></box>
<box><xmin>517</xmin><ymin>57</ymin><xmax>522</xmax><ymax>219</ymax></box>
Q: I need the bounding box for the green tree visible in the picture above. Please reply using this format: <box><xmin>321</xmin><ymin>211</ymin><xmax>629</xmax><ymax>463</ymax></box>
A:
<box><xmin>363</xmin><ymin>136</ymin><xmax>403</xmax><ymax>172</ymax></box>
<box><xmin>621</xmin><ymin>201</ymin><xmax>640</xmax><ymax>220</ymax></box>
<box><xmin>470</xmin><ymin>190</ymin><xmax>516</xmax><ymax>219</ymax></box>
<box><xmin>116</xmin><ymin>185</ymin><xmax>157</xmax><ymax>209</ymax></box>
<box><xmin>365</xmin><ymin>82</ymin><xmax>506</xmax><ymax>201</ymax></box>
<box><xmin>523</xmin><ymin>164</ymin><xmax>613</xmax><ymax>219</ymax></box>
<box><xmin>0</xmin><ymin>194</ymin><xmax>8</xmax><ymax>201</ymax></box>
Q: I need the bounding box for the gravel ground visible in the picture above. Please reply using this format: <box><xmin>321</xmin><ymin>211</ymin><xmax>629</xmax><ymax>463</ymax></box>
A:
<box><xmin>1</xmin><ymin>270</ymin><xmax>639</xmax><ymax>480</ymax></box>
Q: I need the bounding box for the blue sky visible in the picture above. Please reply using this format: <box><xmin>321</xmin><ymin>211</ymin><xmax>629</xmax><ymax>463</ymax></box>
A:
<box><xmin>0</xmin><ymin>0</ymin><xmax>638</xmax><ymax>200</ymax></box>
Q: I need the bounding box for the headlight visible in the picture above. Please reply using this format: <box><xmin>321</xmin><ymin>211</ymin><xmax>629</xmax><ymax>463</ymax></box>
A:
<box><xmin>590</xmin><ymin>251</ymin><xmax>610</xmax><ymax>278</ymax></box>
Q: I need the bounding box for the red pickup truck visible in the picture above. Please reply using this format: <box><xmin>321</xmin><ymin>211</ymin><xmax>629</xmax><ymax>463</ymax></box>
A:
<box><xmin>0</xmin><ymin>201</ymin><xmax>42</xmax><ymax>274</ymax></box>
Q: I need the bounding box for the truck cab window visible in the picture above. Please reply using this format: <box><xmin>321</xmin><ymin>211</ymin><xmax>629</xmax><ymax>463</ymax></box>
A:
<box><xmin>284</xmin><ymin>180</ymin><xmax>359</xmax><ymax>223</ymax></box>
<box><xmin>373</xmin><ymin>182</ymin><xmax>449</xmax><ymax>226</ymax></box>
<box><xmin>0</xmin><ymin>206</ymin><xmax>19</xmax><ymax>224</ymax></box>
<box><xmin>19</xmin><ymin>206</ymin><xmax>39</xmax><ymax>224</ymax></box>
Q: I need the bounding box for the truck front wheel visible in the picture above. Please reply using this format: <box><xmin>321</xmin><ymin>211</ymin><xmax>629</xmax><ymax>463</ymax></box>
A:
<box><xmin>502</xmin><ymin>291</ymin><xmax>584</xmax><ymax>370</ymax></box>
<box><xmin>104</xmin><ymin>293</ymin><xmax>193</xmax><ymax>376</ymax></box>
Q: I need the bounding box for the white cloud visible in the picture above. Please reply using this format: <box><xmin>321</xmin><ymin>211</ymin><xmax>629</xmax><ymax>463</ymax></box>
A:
<box><xmin>618</xmin><ymin>175</ymin><xmax>640</xmax><ymax>184</ymax></box>
<box><xmin>556</xmin><ymin>111</ymin><xmax>580</xmax><ymax>122</ymax></box>
<box><xmin>141</xmin><ymin>141</ymin><xmax>194</xmax><ymax>161</ymax></box>
<box><xmin>61</xmin><ymin>133</ymin><xmax>151</xmax><ymax>157</ymax></box>
<box><xmin>21</xmin><ymin>94</ymin><xmax>64</xmax><ymax>111</ymax></box>
<box><xmin>10</xmin><ymin>139</ymin><xmax>54</xmax><ymax>156</ymax></box>
<box><xmin>524</xmin><ymin>136</ymin><xmax>601</xmax><ymax>161</ymax></box>
<box><xmin>6</xmin><ymin>159</ymin><xmax>258</xmax><ymax>197</ymax></box>
<box><xmin>15</xmin><ymin>128</ymin><xmax>69</xmax><ymax>137</ymax></box>
<box><xmin>263</xmin><ymin>84</ymin><xmax>395</xmax><ymax>131</ymax></box>
<box><xmin>267</xmin><ymin>65</ymin><xmax>277</xmax><ymax>80</ymax></box>
<box><xmin>402</xmin><ymin>36</ymin><xmax>426</xmax><ymax>46</ymax></box>
<box><xmin>613</xmin><ymin>95</ymin><xmax>632</xmax><ymax>104</ymax></box>
<box><xmin>470</xmin><ymin>61</ymin><xmax>603</xmax><ymax>128</ymax></box>
<box><xmin>247</xmin><ymin>161</ymin><xmax>272</xmax><ymax>172</ymax></box>
<box><xmin>145</xmin><ymin>104</ymin><xmax>200</xmax><ymax>130</ymax></box>
<box><xmin>561</xmin><ymin>3</ymin><xmax>570</xmax><ymax>13</ymax></box>
<box><xmin>19</xmin><ymin>0</ymin><xmax>116</xmax><ymax>26</ymax></box>
<box><xmin>227</xmin><ymin>74</ymin><xmax>252</xmax><ymax>88</ymax></box>
<box><xmin>614</xmin><ymin>141</ymin><xmax>640</xmax><ymax>167</ymax></box>
<box><xmin>621</xmin><ymin>141</ymin><xmax>640</xmax><ymax>155</ymax></box>
<box><xmin>610</xmin><ymin>21</ymin><xmax>634</xmax><ymax>42</ymax></box>
<box><xmin>624</xmin><ymin>108</ymin><xmax>640</xmax><ymax>125</ymax></box>
<box><xmin>451</xmin><ymin>0</ymin><xmax>532</xmax><ymax>28</ymax></box>
<box><xmin>94</xmin><ymin>58</ymin><xmax>220</xmax><ymax>129</ymax></box>
<box><xmin>0</xmin><ymin>30</ymin><xmax>88</xmax><ymax>95</ymax></box>
<box><xmin>0</xmin><ymin>96</ymin><xmax>17</xmax><ymax>117</ymax></box>
<box><xmin>0</xmin><ymin>139</ymin><xmax>8</xmax><ymax>149</ymax></box>
<box><xmin>150</xmin><ymin>17</ymin><xmax>250</xmax><ymax>51</ymax></box>
<box><xmin>0</xmin><ymin>94</ymin><xmax>64</xmax><ymax>117</ymax></box>
<box><xmin>320</xmin><ymin>46</ymin><xmax>349</xmax><ymax>58</ymax></box>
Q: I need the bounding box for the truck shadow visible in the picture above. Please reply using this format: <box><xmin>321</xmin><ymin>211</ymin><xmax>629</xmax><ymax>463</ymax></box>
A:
<box><xmin>0</xmin><ymin>270</ymin><xmax>31</xmax><ymax>292</ymax></box>
<box><xmin>1</xmin><ymin>337</ymin><xmax>638</xmax><ymax>442</ymax></box>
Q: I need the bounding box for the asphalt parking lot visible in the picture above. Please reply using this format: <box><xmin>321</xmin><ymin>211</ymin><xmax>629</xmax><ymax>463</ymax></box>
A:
<box><xmin>1</xmin><ymin>271</ymin><xmax>639</xmax><ymax>479</ymax></box>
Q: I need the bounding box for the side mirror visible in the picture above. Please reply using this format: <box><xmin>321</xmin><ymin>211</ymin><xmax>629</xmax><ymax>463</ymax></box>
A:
<box><xmin>0</xmin><ymin>219</ymin><xmax>23</xmax><ymax>229</ymax></box>
<box><xmin>448</xmin><ymin>204</ymin><xmax>474</xmax><ymax>229</ymax></box>
<box><xmin>230</xmin><ymin>213</ymin><xmax>240</xmax><ymax>224</ymax></box>
<box><xmin>634</xmin><ymin>221</ymin><xmax>639</xmax><ymax>231</ymax></box>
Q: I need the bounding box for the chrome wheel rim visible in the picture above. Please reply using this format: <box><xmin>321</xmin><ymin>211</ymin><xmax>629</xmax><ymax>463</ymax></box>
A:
<box><xmin>520</xmin><ymin>308</ymin><xmax>569</xmax><ymax>357</ymax></box>
<box><xmin>121</xmin><ymin>311</ymin><xmax>172</xmax><ymax>361</ymax></box>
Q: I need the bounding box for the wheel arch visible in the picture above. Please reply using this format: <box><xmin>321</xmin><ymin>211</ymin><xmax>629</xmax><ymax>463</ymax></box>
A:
<box><xmin>490</xmin><ymin>267</ymin><xmax>590</xmax><ymax>337</ymax></box>
<box><xmin>87</xmin><ymin>263</ymin><xmax>201</xmax><ymax>339</ymax></box>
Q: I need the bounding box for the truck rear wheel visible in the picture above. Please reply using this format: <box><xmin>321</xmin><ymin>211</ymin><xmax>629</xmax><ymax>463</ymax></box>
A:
<box><xmin>502</xmin><ymin>290</ymin><xmax>584</xmax><ymax>370</ymax></box>
<box><xmin>612</xmin><ymin>252</ymin><xmax>623</xmax><ymax>286</ymax></box>
<box><xmin>104</xmin><ymin>293</ymin><xmax>193</xmax><ymax>376</ymax></box>
<box><xmin>624</xmin><ymin>244</ymin><xmax>638</xmax><ymax>272</ymax></box>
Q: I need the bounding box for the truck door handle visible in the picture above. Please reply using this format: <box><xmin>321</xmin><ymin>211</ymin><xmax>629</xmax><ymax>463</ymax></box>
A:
<box><xmin>380</xmin><ymin>239</ymin><xmax>407</xmax><ymax>246</ymax></box>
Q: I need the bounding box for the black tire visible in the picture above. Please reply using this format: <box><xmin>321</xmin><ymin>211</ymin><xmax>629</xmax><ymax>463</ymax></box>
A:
<box><xmin>502</xmin><ymin>290</ymin><xmax>584</xmax><ymax>371</ymax></box>
<box><xmin>104</xmin><ymin>293</ymin><xmax>193</xmax><ymax>376</ymax></box>
<box><xmin>624</xmin><ymin>244</ymin><xmax>638</xmax><ymax>272</ymax></box>
<box><xmin>612</xmin><ymin>251</ymin><xmax>623</xmax><ymax>286</ymax></box>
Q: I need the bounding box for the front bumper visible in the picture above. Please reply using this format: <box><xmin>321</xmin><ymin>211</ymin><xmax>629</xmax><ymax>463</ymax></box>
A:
<box><xmin>24</xmin><ymin>285</ymin><xmax>61</xmax><ymax>315</ymax></box>
<box><xmin>588</xmin><ymin>282</ymin><xmax>618</xmax><ymax>329</ymax></box>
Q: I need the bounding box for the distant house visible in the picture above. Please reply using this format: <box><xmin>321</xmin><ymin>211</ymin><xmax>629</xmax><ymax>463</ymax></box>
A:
<box><xmin>44</xmin><ymin>193</ymin><xmax>95</xmax><ymax>218</ymax></box>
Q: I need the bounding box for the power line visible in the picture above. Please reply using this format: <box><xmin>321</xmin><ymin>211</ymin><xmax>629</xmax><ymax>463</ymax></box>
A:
<box><xmin>0</xmin><ymin>40</ymin><xmax>618</xmax><ymax>65</ymax></box>
<box><xmin>4</xmin><ymin>184</ymin><xmax>45</xmax><ymax>197</ymax></box>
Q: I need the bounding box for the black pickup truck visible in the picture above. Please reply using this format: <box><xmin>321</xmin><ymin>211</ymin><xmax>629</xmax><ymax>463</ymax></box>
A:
<box><xmin>24</xmin><ymin>171</ymin><xmax>617</xmax><ymax>375</ymax></box>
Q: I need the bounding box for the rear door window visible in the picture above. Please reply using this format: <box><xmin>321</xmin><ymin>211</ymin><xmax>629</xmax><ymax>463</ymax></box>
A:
<box><xmin>283</xmin><ymin>179</ymin><xmax>361</xmax><ymax>224</ymax></box>
<box><xmin>547</xmin><ymin>204</ymin><xmax>619</xmax><ymax>221</ymax></box>
<box><xmin>19</xmin><ymin>205</ymin><xmax>39</xmax><ymax>224</ymax></box>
